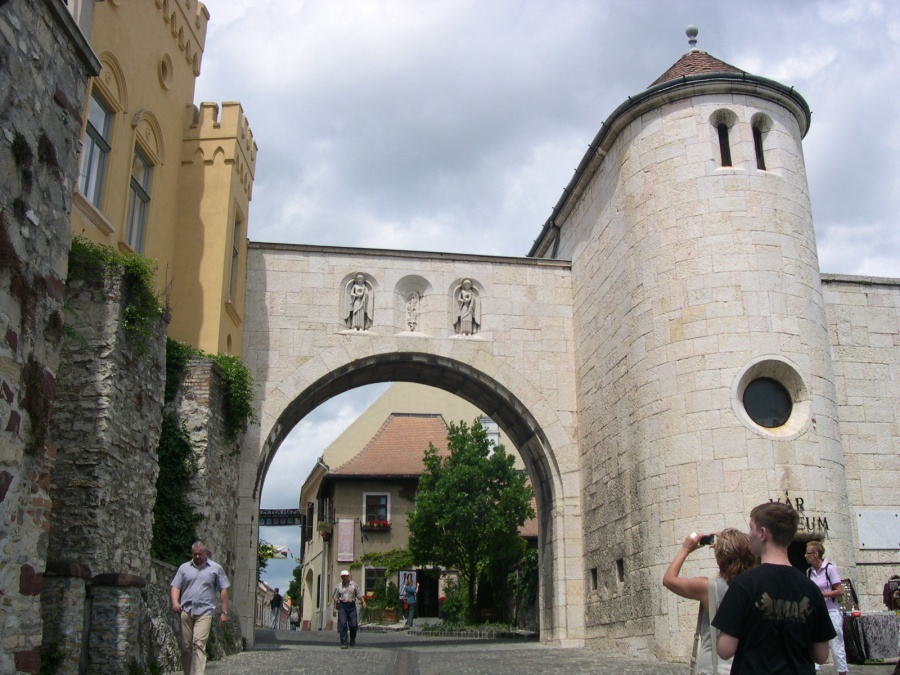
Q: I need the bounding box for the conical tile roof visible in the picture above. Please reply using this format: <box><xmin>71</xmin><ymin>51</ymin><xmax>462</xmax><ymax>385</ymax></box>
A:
<box><xmin>650</xmin><ymin>50</ymin><xmax>744</xmax><ymax>87</ymax></box>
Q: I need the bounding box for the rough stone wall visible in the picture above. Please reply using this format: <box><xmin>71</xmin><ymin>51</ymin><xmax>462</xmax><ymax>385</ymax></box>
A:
<box><xmin>40</xmin><ymin>562</ymin><xmax>92</xmax><ymax>675</ymax></box>
<box><xmin>823</xmin><ymin>275</ymin><xmax>900</xmax><ymax>610</ymax></box>
<box><xmin>0</xmin><ymin>1</ymin><xmax>98</xmax><ymax>671</ymax></box>
<box><xmin>47</xmin><ymin>270</ymin><xmax>167</xmax><ymax>577</ymax></box>
<box><xmin>87</xmin><ymin>576</ymin><xmax>146</xmax><ymax>674</ymax></box>
<box><xmin>176</xmin><ymin>357</ymin><xmax>242</xmax><ymax>579</ymax></box>
<box><xmin>142</xmin><ymin>561</ymin><xmax>183</xmax><ymax>674</ymax></box>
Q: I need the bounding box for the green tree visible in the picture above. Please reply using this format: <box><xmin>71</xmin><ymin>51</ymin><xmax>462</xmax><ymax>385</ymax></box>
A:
<box><xmin>408</xmin><ymin>419</ymin><xmax>534</xmax><ymax>624</ymax></box>
<box><xmin>286</xmin><ymin>562</ymin><xmax>303</xmax><ymax>606</ymax></box>
<box><xmin>258</xmin><ymin>541</ymin><xmax>274</xmax><ymax>581</ymax></box>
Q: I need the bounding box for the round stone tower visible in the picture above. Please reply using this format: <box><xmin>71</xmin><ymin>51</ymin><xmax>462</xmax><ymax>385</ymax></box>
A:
<box><xmin>530</xmin><ymin>33</ymin><xmax>852</xmax><ymax>658</ymax></box>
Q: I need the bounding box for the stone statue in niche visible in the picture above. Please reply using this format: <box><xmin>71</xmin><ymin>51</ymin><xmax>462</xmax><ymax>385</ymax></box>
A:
<box><xmin>345</xmin><ymin>273</ymin><xmax>373</xmax><ymax>331</ymax></box>
<box><xmin>406</xmin><ymin>291</ymin><xmax>420</xmax><ymax>331</ymax></box>
<box><xmin>453</xmin><ymin>279</ymin><xmax>480</xmax><ymax>336</ymax></box>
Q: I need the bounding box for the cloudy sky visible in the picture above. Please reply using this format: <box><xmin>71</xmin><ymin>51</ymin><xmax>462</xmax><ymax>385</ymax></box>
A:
<box><xmin>192</xmin><ymin>0</ymin><xmax>900</xmax><ymax>592</ymax></box>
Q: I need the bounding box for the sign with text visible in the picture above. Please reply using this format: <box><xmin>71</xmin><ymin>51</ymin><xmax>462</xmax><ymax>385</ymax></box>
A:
<box><xmin>259</xmin><ymin>509</ymin><xmax>301</xmax><ymax>526</ymax></box>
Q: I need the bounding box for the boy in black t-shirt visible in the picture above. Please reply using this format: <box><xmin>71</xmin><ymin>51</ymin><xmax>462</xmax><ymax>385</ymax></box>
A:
<box><xmin>712</xmin><ymin>502</ymin><xmax>836</xmax><ymax>674</ymax></box>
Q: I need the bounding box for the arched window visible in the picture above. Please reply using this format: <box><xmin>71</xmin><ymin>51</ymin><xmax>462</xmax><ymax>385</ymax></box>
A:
<box><xmin>752</xmin><ymin>127</ymin><xmax>766</xmax><ymax>170</ymax></box>
<box><xmin>78</xmin><ymin>92</ymin><xmax>113</xmax><ymax>207</ymax></box>
<box><xmin>710</xmin><ymin>110</ymin><xmax>738</xmax><ymax>168</ymax></box>
<box><xmin>126</xmin><ymin>148</ymin><xmax>152</xmax><ymax>253</ymax></box>
<box><xmin>717</xmin><ymin>123</ymin><xmax>732</xmax><ymax>167</ymax></box>
<box><xmin>751</xmin><ymin>113</ymin><xmax>773</xmax><ymax>172</ymax></box>
<box><xmin>229</xmin><ymin>211</ymin><xmax>244</xmax><ymax>301</ymax></box>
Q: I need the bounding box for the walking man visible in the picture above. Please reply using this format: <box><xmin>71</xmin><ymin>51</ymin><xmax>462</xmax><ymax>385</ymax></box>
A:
<box><xmin>170</xmin><ymin>541</ymin><xmax>231</xmax><ymax>675</ymax></box>
<box><xmin>332</xmin><ymin>569</ymin><xmax>367</xmax><ymax>648</ymax></box>
<box><xmin>713</xmin><ymin>502</ymin><xmax>836</xmax><ymax>673</ymax></box>
<box><xmin>270</xmin><ymin>587</ymin><xmax>283</xmax><ymax>629</ymax></box>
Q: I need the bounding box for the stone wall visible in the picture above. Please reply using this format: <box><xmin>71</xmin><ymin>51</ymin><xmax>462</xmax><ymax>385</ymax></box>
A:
<box><xmin>0</xmin><ymin>0</ymin><xmax>98</xmax><ymax>671</ymax></box>
<box><xmin>823</xmin><ymin>275</ymin><xmax>900</xmax><ymax>610</ymax></box>
<box><xmin>551</xmin><ymin>85</ymin><xmax>851</xmax><ymax>659</ymax></box>
<box><xmin>175</xmin><ymin>358</ymin><xmax>242</xmax><ymax>579</ymax></box>
<box><xmin>47</xmin><ymin>270</ymin><xmax>167</xmax><ymax>577</ymax></box>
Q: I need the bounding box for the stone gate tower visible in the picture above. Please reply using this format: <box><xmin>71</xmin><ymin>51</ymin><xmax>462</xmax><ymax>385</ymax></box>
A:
<box><xmin>529</xmin><ymin>37</ymin><xmax>851</xmax><ymax>655</ymax></box>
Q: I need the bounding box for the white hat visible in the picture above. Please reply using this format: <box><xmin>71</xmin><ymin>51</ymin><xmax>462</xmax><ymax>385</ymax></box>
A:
<box><xmin>340</xmin><ymin>570</ymin><xmax>350</xmax><ymax>576</ymax></box>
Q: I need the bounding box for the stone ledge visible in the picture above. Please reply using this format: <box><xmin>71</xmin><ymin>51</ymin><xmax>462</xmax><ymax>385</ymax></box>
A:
<box><xmin>91</xmin><ymin>573</ymin><xmax>147</xmax><ymax>588</ymax></box>
<box><xmin>45</xmin><ymin>560</ymin><xmax>93</xmax><ymax>579</ymax></box>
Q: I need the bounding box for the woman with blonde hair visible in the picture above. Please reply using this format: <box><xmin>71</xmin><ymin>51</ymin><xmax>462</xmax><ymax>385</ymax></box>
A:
<box><xmin>805</xmin><ymin>540</ymin><xmax>848</xmax><ymax>675</ymax></box>
<box><xmin>663</xmin><ymin>528</ymin><xmax>757</xmax><ymax>674</ymax></box>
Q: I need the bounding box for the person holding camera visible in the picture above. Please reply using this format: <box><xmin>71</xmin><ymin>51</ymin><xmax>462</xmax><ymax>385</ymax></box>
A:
<box><xmin>663</xmin><ymin>529</ymin><xmax>756</xmax><ymax>674</ymax></box>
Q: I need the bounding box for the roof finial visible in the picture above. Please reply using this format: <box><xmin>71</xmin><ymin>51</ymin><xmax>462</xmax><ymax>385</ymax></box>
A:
<box><xmin>686</xmin><ymin>25</ymin><xmax>699</xmax><ymax>51</ymax></box>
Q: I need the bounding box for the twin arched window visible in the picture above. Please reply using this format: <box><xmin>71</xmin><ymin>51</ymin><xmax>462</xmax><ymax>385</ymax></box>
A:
<box><xmin>712</xmin><ymin>110</ymin><xmax>772</xmax><ymax>170</ymax></box>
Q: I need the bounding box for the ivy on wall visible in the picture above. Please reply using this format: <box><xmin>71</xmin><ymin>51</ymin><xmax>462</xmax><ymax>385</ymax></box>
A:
<box><xmin>151</xmin><ymin>411</ymin><xmax>202</xmax><ymax>566</ymax></box>
<box><xmin>164</xmin><ymin>338</ymin><xmax>255</xmax><ymax>441</ymax></box>
<box><xmin>153</xmin><ymin>339</ymin><xmax>256</xmax><ymax>563</ymax></box>
<box><xmin>359</xmin><ymin>548</ymin><xmax>415</xmax><ymax>574</ymax></box>
<box><xmin>67</xmin><ymin>237</ymin><xmax>164</xmax><ymax>354</ymax></box>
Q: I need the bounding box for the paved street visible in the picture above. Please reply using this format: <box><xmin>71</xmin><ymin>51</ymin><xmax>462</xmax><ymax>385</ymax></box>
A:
<box><xmin>204</xmin><ymin>629</ymin><xmax>898</xmax><ymax>674</ymax></box>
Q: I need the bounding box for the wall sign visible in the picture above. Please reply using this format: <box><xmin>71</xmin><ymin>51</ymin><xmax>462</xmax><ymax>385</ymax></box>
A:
<box><xmin>856</xmin><ymin>511</ymin><xmax>900</xmax><ymax>549</ymax></box>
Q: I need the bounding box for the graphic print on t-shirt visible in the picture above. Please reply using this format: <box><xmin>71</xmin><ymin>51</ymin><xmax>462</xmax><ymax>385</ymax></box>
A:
<box><xmin>753</xmin><ymin>592</ymin><xmax>814</xmax><ymax>623</ymax></box>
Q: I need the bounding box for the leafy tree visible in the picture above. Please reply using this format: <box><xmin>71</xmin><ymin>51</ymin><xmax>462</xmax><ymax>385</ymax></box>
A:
<box><xmin>258</xmin><ymin>541</ymin><xmax>274</xmax><ymax>581</ymax></box>
<box><xmin>408</xmin><ymin>419</ymin><xmax>534</xmax><ymax>624</ymax></box>
<box><xmin>287</xmin><ymin>562</ymin><xmax>303</xmax><ymax>606</ymax></box>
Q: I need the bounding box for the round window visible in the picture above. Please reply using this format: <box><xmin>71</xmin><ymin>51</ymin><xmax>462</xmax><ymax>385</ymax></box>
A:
<box><xmin>742</xmin><ymin>377</ymin><xmax>792</xmax><ymax>428</ymax></box>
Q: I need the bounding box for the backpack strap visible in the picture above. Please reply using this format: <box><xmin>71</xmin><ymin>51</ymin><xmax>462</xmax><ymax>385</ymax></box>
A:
<box><xmin>708</xmin><ymin>578</ymin><xmax>722</xmax><ymax>673</ymax></box>
<box><xmin>688</xmin><ymin>603</ymin><xmax>703</xmax><ymax>675</ymax></box>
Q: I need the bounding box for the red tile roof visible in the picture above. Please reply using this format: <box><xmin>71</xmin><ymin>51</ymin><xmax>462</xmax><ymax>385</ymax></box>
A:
<box><xmin>651</xmin><ymin>50</ymin><xmax>744</xmax><ymax>87</ymax></box>
<box><xmin>331</xmin><ymin>413</ymin><xmax>449</xmax><ymax>477</ymax></box>
<box><xmin>520</xmin><ymin>496</ymin><xmax>538</xmax><ymax>539</ymax></box>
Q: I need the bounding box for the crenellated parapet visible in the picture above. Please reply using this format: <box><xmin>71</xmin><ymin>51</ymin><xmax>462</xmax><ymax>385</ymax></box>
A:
<box><xmin>154</xmin><ymin>0</ymin><xmax>209</xmax><ymax>76</ymax></box>
<box><xmin>182</xmin><ymin>102</ymin><xmax>258</xmax><ymax>199</ymax></box>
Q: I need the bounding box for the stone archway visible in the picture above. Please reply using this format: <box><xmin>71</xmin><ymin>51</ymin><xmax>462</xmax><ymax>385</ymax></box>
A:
<box><xmin>234</xmin><ymin>345</ymin><xmax>584</xmax><ymax>648</ymax></box>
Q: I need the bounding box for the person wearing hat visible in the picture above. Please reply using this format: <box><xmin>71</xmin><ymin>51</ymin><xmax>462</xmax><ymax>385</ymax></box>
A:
<box><xmin>333</xmin><ymin>569</ymin><xmax>367</xmax><ymax>648</ymax></box>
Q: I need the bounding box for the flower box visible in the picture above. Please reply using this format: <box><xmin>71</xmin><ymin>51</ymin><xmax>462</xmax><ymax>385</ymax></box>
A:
<box><xmin>365</xmin><ymin>520</ymin><xmax>391</xmax><ymax>531</ymax></box>
<box><xmin>316</xmin><ymin>521</ymin><xmax>333</xmax><ymax>534</ymax></box>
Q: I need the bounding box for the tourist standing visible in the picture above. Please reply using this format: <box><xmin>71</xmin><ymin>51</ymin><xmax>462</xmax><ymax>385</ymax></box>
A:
<box><xmin>270</xmin><ymin>587</ymin><xmax>283</xmax><ymax>629</ymax></box>
<box><xmin>662</xmin><ymin>528</ymin><xmax>756</xmax><ymax>674</ymax></box>
<box><xmin>333</xmin><ymin>570</ymin><xmax>367</xmax><ymax>648</ymax></box>
<box><xmin>170</xmin><ymin>541</ymin><xmax>230</xmax><ymax>675</ymax></box>
<box><xmin>403</xmin><ymin>575</ymin><xmax>419</xmax><ymax>628</ymax></box>
<box><xmin>805</xmin><ymin>541</ymin><xmax>848</xmax><ymax>675</ymax></box>
<box><xmin>712</xmin><ymin>502</ymin><xmax>836</xmax><ymax>673</ymax></box>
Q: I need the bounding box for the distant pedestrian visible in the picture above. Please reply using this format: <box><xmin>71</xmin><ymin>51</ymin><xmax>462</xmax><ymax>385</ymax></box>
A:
<box><xmin>270</xmin><ymin>587</ymin><xmax>283</xmax><ymax>629</ymax></box>
<box><xmin>403</xmin><ymin>575</ymin><xmax>419</xmax><ymax>628</ymax></box>
<box><xmin>805</xmin><ymin>541</ymin><xmax>847</xmax><ymax>675</ymax></box>
<box><xmin>170</xmin><ymin>541</ymin><xmax>231</xmax><ymax>675</ymax></box>
<box><xmin>333</xmin><ymin>570</ymin><xmax>367</xmax><ymax>648</ymax></box>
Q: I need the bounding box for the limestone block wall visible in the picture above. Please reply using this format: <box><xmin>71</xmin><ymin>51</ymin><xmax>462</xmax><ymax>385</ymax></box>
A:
<box><xmin>175</xmin><ymin>357</ymin><xmax>242</xmax><ymax>578</ymax></box>
<box><xmin>0</xmin><ymin>1</ymin><xmax>97</xmax><ymax>671</ymax></box>
<box><xmin>47</xmin><ymin>271</ymin><xmax>167</xmax><ymax>577</ymax></box>
<box><xmin>823</xmin><ymin>275</ymin><xmax>900</xmax><ymax>609</ymax></box>
<box><xmin>554</xmin><ymin>89</ymin><xmax>851</xmax><ymax>659</ymax></box>
<box><xmin>240</xmin><ymin>244</ymin><xmax>582</xmax><ymax>646</ymax></box>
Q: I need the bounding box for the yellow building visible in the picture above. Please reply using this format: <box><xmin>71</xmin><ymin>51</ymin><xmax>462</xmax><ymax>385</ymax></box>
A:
<box><xmin>70</xmin><ymin>0</ymin><xmax>256</xmax><ymax>355</ymax></box>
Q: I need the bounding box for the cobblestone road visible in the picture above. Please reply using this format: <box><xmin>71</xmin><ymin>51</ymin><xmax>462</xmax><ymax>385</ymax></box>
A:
<box><xmin>203</xmin><ymin>629</ymin><xmax>898</xmax><ymax>675</ymax></box>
